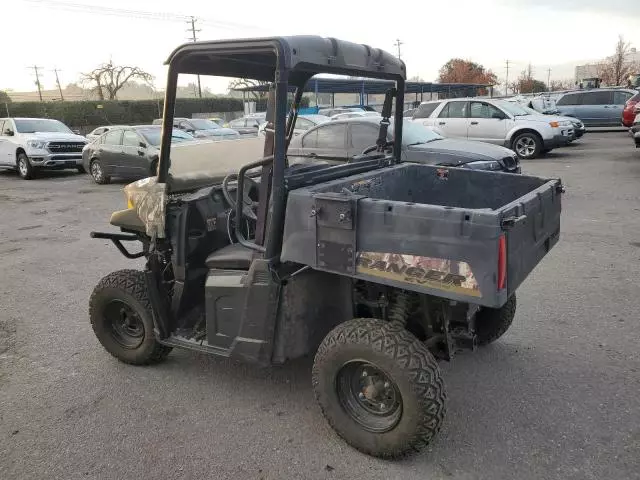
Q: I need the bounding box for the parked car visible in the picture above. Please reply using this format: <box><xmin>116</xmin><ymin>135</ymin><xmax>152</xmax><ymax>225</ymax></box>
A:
<box><xmin>414</xmin><ymin>98</ymin><xmax>573</xmax><ymax>159</ymax></box>
<box><xmin>317</xmin><ymin>107</ymin><xmax>364</xmax><ymax>117</ymax></box>
<box><xmin>631</xmin><ymin>113</ymin><xmax>640</xmax><ymax>147</ymax></box>
<box><xmin>258</xmin><ymin>114</ymin><xmax>330</xmax><ymax>136</ymax></box>
<box><xmin>225</xmin><ymin>116</ymin><xmax>262</xmax><ymax>136</ymax></box>
<box><xmin>555</xmin><ymin>88</ymin><xmax>636</xmax><ymax>127</ymax></box>
<box><xmin>330</xmin><ymin>111</ymin><xmax>381</xmax><ymax>121</ymax></box>
<box><xmin>152</xmin><ymin>117</ymin><xmax>239</xmax><ymax>140</ymax></box>
<box><xmin>288</xmin><ymin>117</ymin><xmax>520</xmax><ymax>172</ymax></box>
<box><xmin>0</xmin><ymin>117</ymin><xmax>88</xmax><ymax>179</ymax></box>
<box><xmin>86</xmin><ymin>125</ymin><xmax>127</xmax><ymax>142</ymax></box>
<box><xmin>82</xmin><ymin>125</ymin><xmax>194</xmax><ymax>184</ymax></box>
<box><xmin>622</xmin><ymin>92</ymin><xmax>640</xmax><ymax>127</ymax></box>
<box><xmin>517</xmin><ymin>105</ymin><xmax>586</xmax><ymax>141</ymax></box>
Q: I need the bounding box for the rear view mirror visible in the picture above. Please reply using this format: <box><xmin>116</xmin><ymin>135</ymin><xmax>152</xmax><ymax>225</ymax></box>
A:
<box><xmin>139</xmin><ymin>142</ymin><xmax>147</xmax><ymax>148</ymax></box>
<box><xmin>492</xmin><ymin>113</ymin><xmax>506</xmax><ymax>120</ymax></box>
<box><xmin>3</xmin><ymin>129</ymin><xmax>14</xmax><ymax>136</ymax></box>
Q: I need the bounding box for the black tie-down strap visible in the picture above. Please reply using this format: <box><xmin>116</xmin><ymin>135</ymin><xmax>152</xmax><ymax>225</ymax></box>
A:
<box><xmin>376</xmin><ymin>88</ymin><xmax>396</xmax><ymax>152</ymax></box>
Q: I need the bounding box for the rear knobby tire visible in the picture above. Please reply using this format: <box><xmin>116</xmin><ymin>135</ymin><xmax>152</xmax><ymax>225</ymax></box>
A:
<box><xmin>89</xmin><ymin>269</ymin><xmax>171</xmax><ymax>365</ymax></box>
<box><xmin>312</xmin><ymin>318</ymin><xmax>446</xmax><ymax>458</ymax></box>
<box><xmin>475</xmin><ymin>294</ymin><xmax>517</xmax><ymax>346</ymax></box>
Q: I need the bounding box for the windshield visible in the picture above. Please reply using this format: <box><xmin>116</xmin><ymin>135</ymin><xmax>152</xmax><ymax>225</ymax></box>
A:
<box><xmin>14</xmin><ymin>119</ymin><xmax>73</xmax><ymax>134</ymax></box>
<box><xmin>189</xmin><ymin>119</ymin><xmax>221</xmax><ymax>130</ymax></box>
<box><xmin>139</xmin><ymin>128</ymin><xmax>194</xmax><ymax>146</ymax></box>
<box><xmin>392</xmin><ymin>121</ymin><xmax>443</xmax><ymax>145</ymax></box>
<box><xmin>493</xmin><ymin>100</ymin><xmax>530</xmax><ymax>116</ymax></box>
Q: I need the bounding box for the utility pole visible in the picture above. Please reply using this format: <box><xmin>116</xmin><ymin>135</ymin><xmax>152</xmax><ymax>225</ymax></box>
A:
<box><xmin>30</xmin><ymin>65</ymin><xmax>44</xmax><ymax>102</ymax></box>
<box><xmin>394</xmin><ymin>39</ymin><xmax>403</xmax><ymax>60</ymax></box>
<box><xmin>547</xmin><ymin>68</ymin><xmax>552</xmax><ymax>91</ymax></box>
<box><xmin>53</xmin><ymin>68</ymin><xmax>64</xmax><ymax>101</ymax></box>
<box><xmin>186</xmin><ymin>16</ymin><xmax>203</xmax><ymax>98</ymax></box>
<box><xmin>505</xmin><ymin>60</ymin><xmax>510</xmax><ymax>96</ymax></box>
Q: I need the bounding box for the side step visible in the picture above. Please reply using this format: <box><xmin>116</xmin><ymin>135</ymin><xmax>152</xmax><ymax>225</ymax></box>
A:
<box><xmin>159</xmin><ymin>335</ymin><xmax>231</xmax><ymax>357</ymax></box>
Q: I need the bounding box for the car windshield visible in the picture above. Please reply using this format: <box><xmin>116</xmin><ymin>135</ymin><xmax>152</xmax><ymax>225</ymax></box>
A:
<box><xmin>139</xmin><ymin>128</ymin><xmax>194</xmax><ymax>146</ymax></box>
<box><xmin>189</xmin><ymin>119</ymin><xmax>221</xmax><ymax>130</ymax></box>
<box><xmin>392</xmin><ymin>120</ymin><xmax>443</xmax><ymax>145</ymax></box>
<box><xmin>493</xmin><ymin>100</ymin><xmax>530</xmax><ymax>116</ymax></box>
<box><xmin>14</xmin><ymin>119</ymin><xmax>73</xmax><ymax>134</ymax></box>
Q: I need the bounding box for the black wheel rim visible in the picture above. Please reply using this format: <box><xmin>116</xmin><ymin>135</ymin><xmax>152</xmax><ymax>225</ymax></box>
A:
<box><xmin>103</xmin><ymin>300</ymin><xmax>145</xmax><ymax>349</ymax></box>
<box><xmin>336</xmin><ymin>360</ymin><xmax>402</xmax><ymax>433</ymax></box>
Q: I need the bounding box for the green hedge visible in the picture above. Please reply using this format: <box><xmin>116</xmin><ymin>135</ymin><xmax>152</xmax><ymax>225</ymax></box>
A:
<box><xmin>4</xmin><ymin>98</ymin><xmax>246</xmax><ymax>127</ymax></box>
<box><xmin>4</xmin><ymin>96</ymin><xmax>309</xmax><ymax>129</ymax></box>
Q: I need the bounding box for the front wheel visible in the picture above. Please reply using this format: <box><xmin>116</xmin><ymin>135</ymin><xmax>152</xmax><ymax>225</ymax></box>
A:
<box><xmin>17</xmin><ymin>153</ymin><xmax>34</xmax><ymax>180</ymax></box>
<box><xmin>90</xmin><ymin>159</ymin><xmax>110</xmax><ymax>184</ymax></box>
<box><xmin>312</xmin><ymin>318</ymin><xmax>446</xmax><ymax>458</ymax></box>
<box><xmin>89</xmin><ymin>269</ymin><xmax>172</xmax><ymax>365</ymax></box>
<box><xmin>512</xmin><ymin>132</ymin><xmax>543</xmax><ymax>159</ymax></box>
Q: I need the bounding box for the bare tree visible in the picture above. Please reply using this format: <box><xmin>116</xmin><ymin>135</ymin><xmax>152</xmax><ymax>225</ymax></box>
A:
<box><xmin>549</xmin><ymin>79</ymin><xmax>575</xmax><ymax>91</ymax></box>
<box><xmin>228</xmin><ymin>78</ymin><xmax>270</xmax><ymax>100</ymax></box>
<box><xmin>81</xmin><ymin>61</ymin><xmax>154</xmax><ymax>100</ymax></box>
<box><xmin>597</xmin><ymin>35</ymin><xmax>639</xmax><ymax>86</ymax></box>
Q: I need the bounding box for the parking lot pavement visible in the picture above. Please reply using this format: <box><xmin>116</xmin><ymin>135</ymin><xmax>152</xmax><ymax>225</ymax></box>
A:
<box><xmin>1</xmin><ymin>132</ymin><xmax>639</xmax><ymax>480</ymax></box>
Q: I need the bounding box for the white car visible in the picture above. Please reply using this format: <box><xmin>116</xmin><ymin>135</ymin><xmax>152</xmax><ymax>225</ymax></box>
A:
<box><xmin>330</xmin><ymin>111</ymin><xmax>381</xmax><ymax>121</ymax></box>
<box><xmin>0</xmin><ymin>117</ymin><xmax>88</xmax><ymax>179</ymax></box>
<box><xmin>412</xmin><ymin>98</ymin><xmax>574</xmax><ymax>159</ymax></box>
<box><xmin>258</xmin><ymin>114</ymin><xmax>330</xmax><ymax>136</ymax></box>
<box><xmin>86</xmin><ymin>125</ymin><xmax>126</xmax><ymax>142</ymax></box>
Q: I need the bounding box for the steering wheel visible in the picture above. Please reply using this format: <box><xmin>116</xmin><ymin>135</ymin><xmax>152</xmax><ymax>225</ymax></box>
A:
<box><xmin>221</xmin><ymin>173</ymin><xmax>259</xmax><ymax>221</ymax></box>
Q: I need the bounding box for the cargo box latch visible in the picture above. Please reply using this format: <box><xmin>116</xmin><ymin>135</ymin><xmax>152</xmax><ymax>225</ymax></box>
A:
<box><xmin>312</xmin><ymin>193</ymin><xmax>362</xmax><ymax>274</ymax></box>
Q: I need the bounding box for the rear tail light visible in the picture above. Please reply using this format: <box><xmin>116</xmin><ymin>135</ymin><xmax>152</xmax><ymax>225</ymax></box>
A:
<box><xmin>497</xmin><ymin>234</ymin><xmax>507</xmax><ymax>290</ymax></box>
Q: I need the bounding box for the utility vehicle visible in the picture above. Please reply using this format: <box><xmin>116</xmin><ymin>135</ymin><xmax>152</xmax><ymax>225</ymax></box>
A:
<box><xmin>89</xmin><ymin>36</ymin><xmax>563</xmax><ymax>458</ymax></box>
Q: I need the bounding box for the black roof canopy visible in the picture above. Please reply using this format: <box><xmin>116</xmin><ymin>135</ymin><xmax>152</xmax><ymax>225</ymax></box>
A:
<box><xmin>165</xmin><ymin>36</ymin><xmax>406</xmax><ymax>86</ymax></box>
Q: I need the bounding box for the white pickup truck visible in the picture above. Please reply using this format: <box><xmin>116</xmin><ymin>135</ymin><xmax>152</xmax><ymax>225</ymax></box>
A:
<box><xmin>0</xmin><ymin>117</ymin><xmax>88</xmax><ymax>179</ymax></box>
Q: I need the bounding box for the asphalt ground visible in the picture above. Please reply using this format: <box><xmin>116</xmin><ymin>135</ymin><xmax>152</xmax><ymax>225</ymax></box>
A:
<box><xmin>1</xmin><ymin>132</ymin><xmax>639</xmax><ymax>480</ymax></box>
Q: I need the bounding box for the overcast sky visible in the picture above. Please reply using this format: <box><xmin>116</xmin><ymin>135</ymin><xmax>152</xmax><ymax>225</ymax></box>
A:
<box><xmin>2</xmin><ymin>0</ymin><xmax>639</xmax><ymax>93</ymax></box>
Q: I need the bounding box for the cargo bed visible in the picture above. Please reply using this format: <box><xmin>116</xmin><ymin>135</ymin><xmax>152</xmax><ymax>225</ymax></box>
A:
<box><xmin>281</xmin><ymin>163</ymin><xmax>562</xmax><ymax>308</ymax></box>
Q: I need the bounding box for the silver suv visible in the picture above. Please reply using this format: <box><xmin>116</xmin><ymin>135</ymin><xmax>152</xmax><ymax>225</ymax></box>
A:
<box><xmin>554</xmin><ymin>88</ymin><xmax>635</xmax><ymax>127</ymax></box>
<box><xmin>413</xmin><ymin>98</ymin><xmax>573</xmax><ymax>159</ymax></box>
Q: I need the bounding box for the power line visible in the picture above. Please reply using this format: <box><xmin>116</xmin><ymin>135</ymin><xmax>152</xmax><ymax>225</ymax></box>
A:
<box><xmin>53</xmin><ymin>68</ymin><xmax>64</xmax><ymax>101</ymax></box>
<box><xmin>29</xmin><ymin>66</ymin><xmax>44</xmax><ymax>102</ymax></box>
<box><xmin>394</xmin><ymin>39</ymin><xmax>403</xmax><ymax>60</ymax></box>
<box><xmin>186</xmin><ymin>16</ymin><xmax>203</xmax><ymax>98</ymax></box>
<box><xmin>22</xmin><ymin>0</ymin><xmax>265</xmax><ymax>31</ymax></box>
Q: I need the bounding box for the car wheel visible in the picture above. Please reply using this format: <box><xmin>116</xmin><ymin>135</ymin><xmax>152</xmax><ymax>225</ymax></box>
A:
<box><xmin>89</xmin><ymin>269</ymin><xmax>172</xmax><ymax>365</ymax></box>
<box><xmin>16</xmin><ymin>153</ymin><xmax>34</xmax><ymax>180</ymax></box>
<box><xmin>312</xmin><ymin>318</ymin><xmax>446</xmax><ymax>458</ymax></box>
<box><xmin>512</xmin><ymin>132</ymin><xmax>542</xmax><ymax>159</ymax></box>
<box><xmin>90</xmin><ymin>159</ymin><xmax>110</xmax><ymax>185</ymax></box>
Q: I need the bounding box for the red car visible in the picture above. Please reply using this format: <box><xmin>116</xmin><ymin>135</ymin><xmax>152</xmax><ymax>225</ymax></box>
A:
<box><xmin>622</xmin><ymin>92</ymin><xmax>640</xmax><ymax>127</ymax></box>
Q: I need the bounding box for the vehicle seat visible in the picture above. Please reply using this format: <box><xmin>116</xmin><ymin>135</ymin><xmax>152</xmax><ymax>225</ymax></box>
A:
<box><xmin>205</xmin><ymin>243</ymin><xmax>255</xmax><ymax>270</ymax></box>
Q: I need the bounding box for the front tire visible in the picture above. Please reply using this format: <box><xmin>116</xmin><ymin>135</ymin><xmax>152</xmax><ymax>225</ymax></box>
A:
<box><xmin>17</xmin><ymin>153</ymin><xmax>34</xmax><ymax>180</ymax></box>
<box><xmin>475</xmin><ymin>294</ymin><xmax>517</xmax><ymax>346</ymax></box>
<box><xmin>89</xmin><ymin>269</ymin><xmax>172</xmax><ymax>365</ymax></box>
<box><xmin>90</xmin><ymin>159</ymin><xmax>110</xmax><ymax>184</ymax></box>
<box><xmin>312</xmin><ymin>318</ymin><xmax>446</xmax><ymax>458</ymax></box>
<box><xmin>512</xmin><ymin>132</ymin><xmax>543</xmax><ymax>159</ymax></box>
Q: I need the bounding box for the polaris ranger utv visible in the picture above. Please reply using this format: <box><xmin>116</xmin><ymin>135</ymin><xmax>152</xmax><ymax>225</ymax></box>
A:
<box><xmin>89</xmin><ymin>36</ymin><xmax>563</xmax><ymax>458</ymax></box>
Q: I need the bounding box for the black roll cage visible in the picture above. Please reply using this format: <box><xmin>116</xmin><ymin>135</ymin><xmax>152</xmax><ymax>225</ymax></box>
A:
<box><xmin>157</xmin><ymin>36</ymin><xmax>406</xmax><ymax>260</ymax></box>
